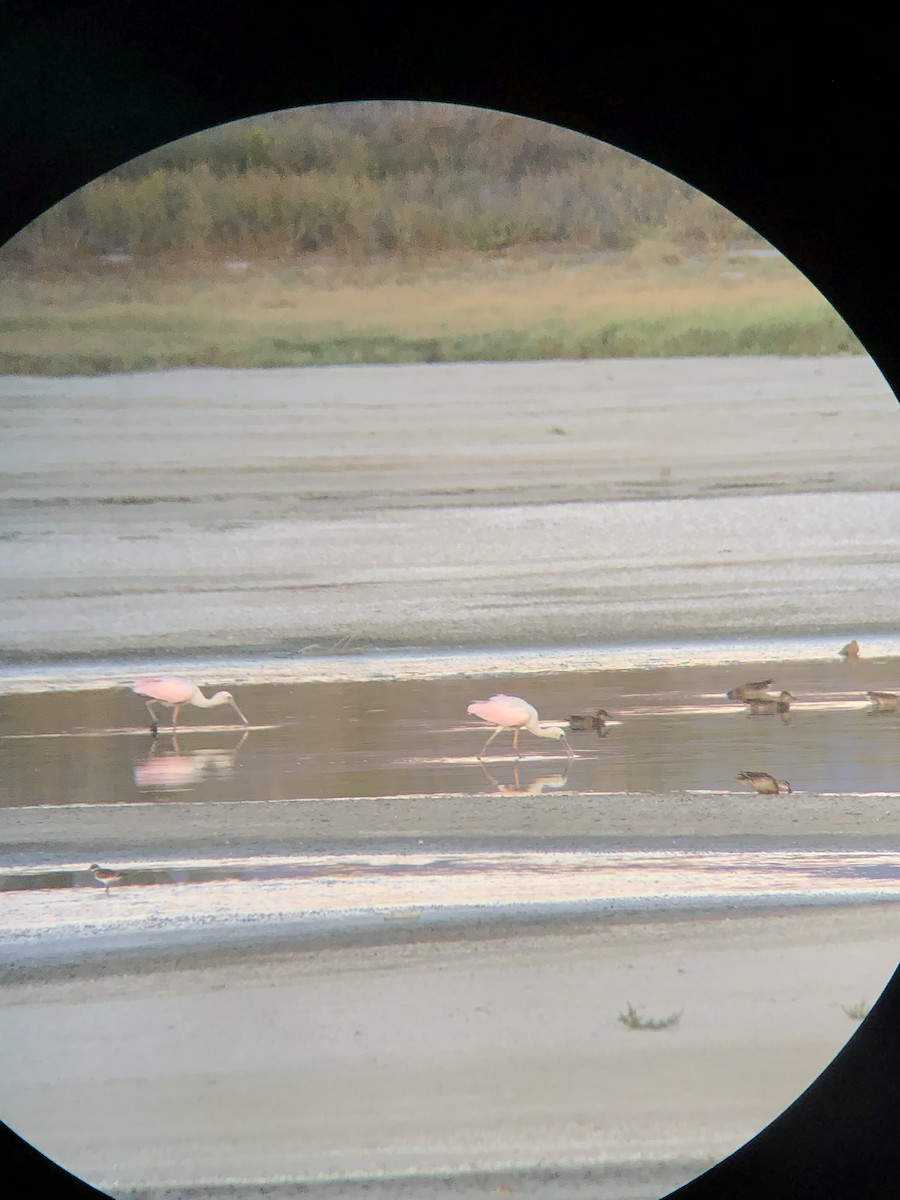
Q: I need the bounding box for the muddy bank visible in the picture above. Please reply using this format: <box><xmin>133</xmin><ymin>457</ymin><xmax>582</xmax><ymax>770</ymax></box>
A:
<box><xmin>6</xmin><ymin>790</ymin><xmax>900</xmax><ymax>870</ymax></box>
<box><xmin>1</xmin><ymin>903</ymin><xmax>894</xmax><ymax>1195</ymax></box>
<box><xmin>0</xmin><ymin>357</ymin><xmax>898</xmax><ymax>658</ymax></box>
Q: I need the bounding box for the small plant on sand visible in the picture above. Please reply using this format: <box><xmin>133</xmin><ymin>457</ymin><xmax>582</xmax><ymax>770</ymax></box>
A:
<box><xmin>842</xmin><ymin>1000</ymin><xmax>869</xmax><ymax>1021</ymax></box>
<box><xmin>618</xmin><ymin>1002</ymin><xmax>682</xmax><ymax>1031</ymax></box>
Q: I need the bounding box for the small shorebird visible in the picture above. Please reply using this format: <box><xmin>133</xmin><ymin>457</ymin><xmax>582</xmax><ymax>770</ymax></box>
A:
<box><xmin>867</xmin><ymin>691</ymin><xmax>898</xmax><ymax>712</ymax></box>
<box><xmin>467</xmin><ymin>694</ymin><xmax>573</xmax><ymax>760</ymax></box>
<box><xmin>568</xmin><ymin>708</ymin><xmax>611</xmax><ymax>736</ymax></box>
<box><xmin>89</xmin><ymin>863</ymin><xmax>125</xmax><ymax>893</ymax></box>
<box><xmin>132</xmin><ymin>677</ymin><xmax>249</xmax><ymax>734</ymax></box>
<box><xmin>839</xmin><ymin>640</ymin><xmax>860</xmax><ymax>659</ymax></box>
<box><xmin>726</xmin><ymin>678</ymin><xmax>775</xmax><ymax>702</ymax></box>
<box><xmin>737</xmin><ymin>771</ymin><xmax>793</xmax><ymax>796</ymax></box>
<box><xmin>745</xmin><ymin>690</ymin><xmax>794</xmax><ymax>717</ymax></box>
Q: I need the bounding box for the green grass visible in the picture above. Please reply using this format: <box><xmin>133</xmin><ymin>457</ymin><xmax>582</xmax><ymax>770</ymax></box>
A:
<box><xmin>618</xmin><ymin>1002</ymin><xmax>682</xmax><ymax>1031</ymax></box>
<box><xmin>0</xmin><ymin>251</ymin><xmax>862</xmax><ymax>375</ymax></box>
<box><xmin>4</xmin><ymin>103</ymin><xmax>853</xmax><ymax>375</ymax></box>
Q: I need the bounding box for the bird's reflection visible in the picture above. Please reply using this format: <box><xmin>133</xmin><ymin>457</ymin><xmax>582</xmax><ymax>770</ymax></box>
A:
<box><xmin>478</xmin><ymin>759</ymin><xmax>570</xmax><ymax>795</ymax></box>
<box><xmin>134</xmin><ymin>731</ymin><xmax>249</xmax><ymax>791</ymax></box>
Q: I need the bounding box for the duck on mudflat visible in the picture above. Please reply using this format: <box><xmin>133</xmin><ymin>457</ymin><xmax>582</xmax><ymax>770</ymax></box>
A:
<box><xmin>726</xmin><ymin>678</ymin><xmax>774</xmax><ymax>702</ymax></box>
<box><xmin>737</xmin><ymin>771</ymin><xmax>792</xmax><ymax>796</ymax></box>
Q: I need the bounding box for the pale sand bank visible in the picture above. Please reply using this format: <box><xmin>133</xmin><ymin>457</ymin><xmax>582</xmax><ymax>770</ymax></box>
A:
<box><xmin>1</xmin><ymin>358</ymin><xmax>898</xmax><ymax>658</ymax></box>
<box><xmin>105</xmin><ymin>1160</ymin><xmax>716</xmax><ymax>1199</ymax></box>
<box><xmin>1</xmin><ymin>903</ymin><xmax>895</xmax><ymax>1196</ymax></box>
<box><xmin>2</xmin><ymin>630</ymin><xmax>900</xmax><ymax>697</ymax></box>
<box><xmin>4</xmin><ymin>790</ymin><xmax>900</xmax><ymax>871</ymax></box>
<box><xmin>1</xmin><ymin>358</ymin><xmax>898</xmax><ymax>1193</ymax></box>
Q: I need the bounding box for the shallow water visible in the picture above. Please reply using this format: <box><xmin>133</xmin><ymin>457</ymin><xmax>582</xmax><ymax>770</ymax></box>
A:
<box><xmin>1</xmin><ymin>656</ymin><xmax>897</xmax><ymax>808</ymax></box>
<box><xmin>4</xmin><ymin>849</ymin><xmax>900</xmax><ymax>947</ymax></box>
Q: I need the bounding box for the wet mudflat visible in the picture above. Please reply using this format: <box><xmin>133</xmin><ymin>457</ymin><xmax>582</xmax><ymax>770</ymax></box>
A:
<box><xmin>2</xmin><ymin>902</ymin><xmax>897</xmax><ymax>1198</ymax></box>
<box><xmin>3</xmin><ymin>674</ymin><xmax>900</xmax><ymax>1198</ymax></box>
<box><xmin>1</xmin><ymin>355</ymin><xmax>898</xmax><ymax>1196</ymax></box>
<box><xmin>3</xmin><ymin>649</ymin><xmax>899</xmax><ymax>968</ymax></box>
<box><xmin>1</xmin><ymin>357</ymin><xmax>898</xmax><ymax>659</ymax></box>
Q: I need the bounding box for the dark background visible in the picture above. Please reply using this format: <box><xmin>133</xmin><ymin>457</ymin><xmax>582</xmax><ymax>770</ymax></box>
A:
<box><xmin>1</xmin><ymin>8</ymin><xmax>898</xmax><ymax>1198</ymax></box>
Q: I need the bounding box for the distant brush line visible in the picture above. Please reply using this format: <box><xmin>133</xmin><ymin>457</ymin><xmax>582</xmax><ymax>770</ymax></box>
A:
<box><xmin>5</xmin><ymin>104</ymin><xmax>759</xmax><ymax>260</ymax></box>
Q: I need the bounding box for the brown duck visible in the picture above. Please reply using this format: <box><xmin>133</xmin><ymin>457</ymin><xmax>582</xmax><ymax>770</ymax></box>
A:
<box><xmin>737</xmin><ymin>771</ymin><xmax>792</xmax><ymax>796</ymax></box>
<box><xmin>726</xmin><ymin>678</ymin><xmax>775</xmax><ymax>702</ymax></box>
<box><xmin>745</xmin><ymin>690</ymin><xmax>793</xmax><ymax>716</ymax></box>
<box><xmin>568</xmin><ymin>709</ymin><xmax>611</xmax><ymax>737</ymax></box>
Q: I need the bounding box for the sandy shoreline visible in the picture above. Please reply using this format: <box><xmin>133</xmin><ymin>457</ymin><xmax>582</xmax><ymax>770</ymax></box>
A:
<box><xmin>2</xmin><ymin>630</ymin><xmax>900</xmax><ymax>696</ymax></box>
<box><xmin>1</xmin><ymin>357</ymin><xmax>898</xmax><ymax>658</ymax></box>
<box><xmin>100</xmin><ymin>1160</ymin><xmax>720</xmax><ymax>1199</ymax></box>
<box><xmin>4</xmin><ymin>784</ymin><xmax>899</xmax><ymax>1196</ymax></box>
<box><xmin>3</xmin><ymin>888</ymin><xmax>899</xmax><ymax>990</ymax></box>
<box><xmin>2</xmin><ymin>902</ymin><xmax>896</xmax><ymax>1196</ymax></box>
<box><xmin>5</xmin><ymin>789</ymin><xmax>900</xmax><ymax>865</ymax></box>
<box><xmin>2</xmin><ymin>356</ymin><xmax>898</xmax><ymax>1194</ymax></box>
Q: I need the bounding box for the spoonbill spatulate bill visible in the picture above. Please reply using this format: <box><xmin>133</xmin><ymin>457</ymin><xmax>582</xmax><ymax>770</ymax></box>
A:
<box><xmin>467</xmin><ymin>694</ymin><xmax>573</xmax><ymax>760</ymax></box>
<box><xmin>132</xmin><ymin>677</ymin><xmax>248</xmax><ymax>733</ymax></box>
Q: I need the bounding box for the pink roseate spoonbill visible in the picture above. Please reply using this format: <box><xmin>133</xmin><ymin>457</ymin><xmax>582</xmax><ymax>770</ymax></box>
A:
<box><xmin>467</xmin><ymin>694</ymin><xmax>573</xmax><ymax>760</ymax></box>
<box><xmin>132</xmin><ymin>677</ymin><xmax>248</xmax><ymax>734</ymax></box>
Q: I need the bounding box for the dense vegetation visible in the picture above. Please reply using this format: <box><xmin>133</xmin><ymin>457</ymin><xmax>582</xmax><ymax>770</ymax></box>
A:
<box><xmin>0</xmin><ymin>102</ymin><xmax>860</xmax><ymax>373</ymax></box>
<box><xmin>4</xmin><ymin>102</ymin><xmax>763</xmax><ymax>262</ymax></box>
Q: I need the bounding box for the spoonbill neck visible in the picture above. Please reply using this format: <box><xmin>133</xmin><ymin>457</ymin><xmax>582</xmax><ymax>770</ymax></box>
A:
<box><xmin>200</xmin><ymin>691</ymin><xmax>248</xmax><ymax>724</ymax></box>
<box><xmin>192</xmin><ymin>690</ymin><xmax>235</xmax><ymax>709</ymax></box>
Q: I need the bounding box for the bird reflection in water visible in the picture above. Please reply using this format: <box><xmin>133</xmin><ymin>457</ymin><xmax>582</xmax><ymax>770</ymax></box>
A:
<box><xmin>133</xmin><ymin>731</ymin><xmax>249</xmax><ymax>791</ymax></box>
<box><xmin>478</xmin><ymin>759</ymin><xmax>570</xmax><ymax>795</ymax></box>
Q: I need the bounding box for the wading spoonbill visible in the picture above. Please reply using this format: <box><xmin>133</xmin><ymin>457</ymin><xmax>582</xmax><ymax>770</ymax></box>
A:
<box><xmin>132</xmin><ymin>677</ymin><xmax>248</xmax><ymax>734</ymax></box>
<box><xmin>467</xmin><ymin>694</ymin><xmax>573</xmax><ymax>760</ymax></box>
<box><xmin>737</xmin><ymin>771</ymin><xmax>792</xmax><ymax>795</ymax></box>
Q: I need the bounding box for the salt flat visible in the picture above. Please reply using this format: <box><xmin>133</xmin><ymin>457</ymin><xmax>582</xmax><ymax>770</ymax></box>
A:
<box><xmin>1</xmin><ymin>904</ymin><xmax>895</xmax><ymax>1197</ymax></box>
<box><xmin>1</xmin><ymin>355</ymin><xmax>899</xmax><ymax>1197</ymax></box>
<box><xmin>0</xmin><ymin>357</ymin><xmax>897</xmax><ymax>658</ymax></box>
